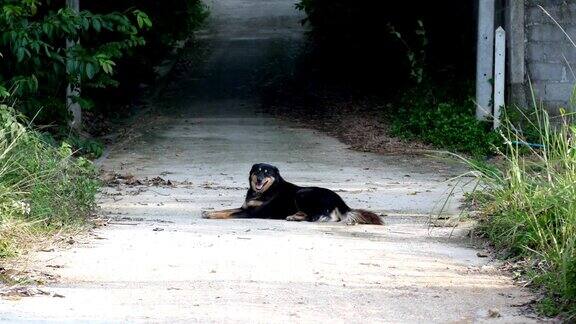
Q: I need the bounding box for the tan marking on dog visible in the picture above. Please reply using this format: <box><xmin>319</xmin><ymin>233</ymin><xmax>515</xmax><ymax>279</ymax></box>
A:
<box><xmin>260</xmin><ymin>177</ymin><xmax>274</xmax><ymax>192</ymax></box>
<box><xmin>286</xmin><ymin>211</ymin><xmax>307</xmax><ymax>221</ymax></box>
<box><xmin>242</xmin><ymin>200</ymin><xmax>263</xmax><ymax>209</ymax></box>
<box><xmin>202</xmin><ymin>208</ymin><xmax>242</xmax><ymax>219</ymax></box>
<box><xmin>247</xmin><ymin>200</ymin><xmax>263</xmax><ymax>207</ymax></box>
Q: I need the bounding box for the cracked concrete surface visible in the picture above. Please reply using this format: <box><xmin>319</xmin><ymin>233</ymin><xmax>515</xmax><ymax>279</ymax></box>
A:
<box><xmin>0</xmin><ymin>0</ymin><xmax>537</xmax><ymax>322</ymax></box>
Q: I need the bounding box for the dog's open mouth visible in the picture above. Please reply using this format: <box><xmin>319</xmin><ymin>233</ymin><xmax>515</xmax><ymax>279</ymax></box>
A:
<box><xmin>255</xmin><ymin>179</ymin><xmax>269</xmax><ymax>191</ymax></box>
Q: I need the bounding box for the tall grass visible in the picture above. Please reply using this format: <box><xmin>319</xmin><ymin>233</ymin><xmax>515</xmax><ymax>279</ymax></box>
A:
<box><xmin>0</xmin><ymin>103</ymin><xmax>98</xmax><ymax>259</ymax></box>
<box><xmin>465</xmin><ymin>102</ymin><xmax>576</xmax><ymax>317</ymax></box>
<box><xmin>462</xmin><ymin>6</ymin><xmax>576</xmax><ymax>318</ymax></box>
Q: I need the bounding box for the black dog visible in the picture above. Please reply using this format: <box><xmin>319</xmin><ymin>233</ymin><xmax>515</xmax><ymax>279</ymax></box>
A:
<box><xmin>202</xmin><ymin>163</ymin><xmax>382</xmax><ymax>225</ymax></box>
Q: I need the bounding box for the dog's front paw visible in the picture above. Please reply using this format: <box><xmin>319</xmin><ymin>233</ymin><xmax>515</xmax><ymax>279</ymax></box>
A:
<box><xmin>344</xmin><ymin>219</ymin><xmax>357</xmax><ymax>226</ymax></box>
<box><xmin>201</xmin><ymin>210</ymin><xmax>212</xmax><ymax>219</ymax></box>
<box><xmin>286</xmin><ymin>212</ymin><xmax>307</xmax><ymax>222</ymax></box>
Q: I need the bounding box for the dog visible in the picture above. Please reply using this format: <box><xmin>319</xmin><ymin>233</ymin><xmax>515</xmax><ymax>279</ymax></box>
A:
<box><xmin>201</xmin><ymin>163</ymin><xmax>383</xmax><ymax>225</ymax></box>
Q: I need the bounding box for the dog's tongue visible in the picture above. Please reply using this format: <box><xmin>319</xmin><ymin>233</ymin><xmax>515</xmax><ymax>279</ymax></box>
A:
<box><xmin>256</xmin><ymin>182</ymin><xmax>264</xmax><ymax>190</ymax></box>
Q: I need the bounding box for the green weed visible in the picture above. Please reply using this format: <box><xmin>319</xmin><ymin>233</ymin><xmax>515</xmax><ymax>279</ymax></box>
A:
<box><xmin>463</xmin><ymin>102</ymin><xmax>576</xmax><ymax>318</ymax></box>
<box><xmin>0</xmin><ymin>104</ymin><xmax>98</xmax><ymax>259</ymax></box>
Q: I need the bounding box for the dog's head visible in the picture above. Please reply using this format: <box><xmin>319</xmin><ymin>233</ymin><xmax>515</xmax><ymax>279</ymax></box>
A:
<box><xmin>249</xmin><ymin>163</ymin><xmax>279</xmax><ymax>194</ymax></box>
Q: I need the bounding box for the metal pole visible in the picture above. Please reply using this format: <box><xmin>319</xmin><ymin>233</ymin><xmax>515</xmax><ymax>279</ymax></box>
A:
<box><xmin>476</xmin><ymin>0</ymin><xmax>495</xmax><ymax>120</ymax></box>
<box><xmin>66</xmin><ymin>0</ymin><xmax>81</xmax><ymax>130</ymax></box>
<box><xmin>493</xmin><ymin>27</ymin><xmax>506</xmax><ymax>129</ymax></box>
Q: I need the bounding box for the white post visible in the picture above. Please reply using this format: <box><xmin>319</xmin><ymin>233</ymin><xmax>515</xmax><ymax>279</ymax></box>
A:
<box><xmin>66</xmin><ymin>0</ymin><xmax>81</xmax><ymax>130</ymax></box>
<box><xmin>476</xmin><ymin>0</ymin><xmax>495</xmax><ymax>120</ymax></box>
<box><xmin>493</xmin><ymin>27</ymin><xmax>506</xmax><ymax>129</ymax></box>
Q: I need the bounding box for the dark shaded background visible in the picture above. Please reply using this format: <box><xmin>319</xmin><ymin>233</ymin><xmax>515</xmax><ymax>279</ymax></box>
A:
<box><xmin>295</xmin><ymin>1</ymin><xmax>478</xmax><ymax>96</ymax></box>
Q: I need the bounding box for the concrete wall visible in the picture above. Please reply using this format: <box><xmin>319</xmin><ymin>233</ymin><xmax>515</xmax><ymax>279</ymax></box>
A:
<box><xmin>525</xmin><ymin>0</ymin><xmax>576</xmax><ymax>111</ymax></box>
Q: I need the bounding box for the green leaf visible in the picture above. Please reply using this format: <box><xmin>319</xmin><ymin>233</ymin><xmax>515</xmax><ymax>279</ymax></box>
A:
<box><xmin>100</xmin><ymin>60</ymin><xmax>116</xmax><ymax>74</ymax></box>
<box><xmin>76</xmin><ymin>96</ymin><xmax>95</xmax><ymax>110</ymax></box>
<box><xmin>133</xmin><ymin>10</ymin><xmax>152</xmax><ymax>29</ymax></box>
<box><xmin>66</xmin><ymin>59</ymin><xmax>77</xmax><ymax>74</ymax></box>
<box><xmin>102</xmin><ymin>64</ymin><xmax>110</xmax><ymax>74</ymax></box>
<box><xmin>30</xmin><ymin>74</ymin><xmax>38</xmax><ymax>92</ymax></box>
<box><xmin>93</xmin><ymin>18</ymin><xmax>101</xmax><ymax>32</ymax></box>
<box><xmin>16</xmin><ymin>47</ymin><xmax>25</xmax><ymax>62</ymax></box>
<box><xmin>81</xmin><ymin>17</ymin><xmax>90</xmax><ymax>31</ymax></box>
<box><xmin>85</xmin><ymin>62</ymin><xmax>96</xmax><ymax>79</ymax></box>
<box><xmin>0</xmin><ymin>86</ymin><xmax>9</xmax><ymax>98</ymax></box>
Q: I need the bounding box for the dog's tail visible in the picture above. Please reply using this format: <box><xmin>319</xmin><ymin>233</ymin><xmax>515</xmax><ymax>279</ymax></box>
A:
<box><xmin>341</xmin><ymin>209</ymin><xmax>383</xmax><ymax>225</ymax></box>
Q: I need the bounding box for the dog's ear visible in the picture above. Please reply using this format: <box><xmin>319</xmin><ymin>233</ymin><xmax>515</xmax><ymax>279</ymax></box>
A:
<box><xmin>273</xmin><ymin>166</ymin><xmax>279</xmax><ymax>174</ymax></box>
<box><xmin>250</xmin><ymin>164</ymin><xmax>259</xmax><ymax>173</ymax></box>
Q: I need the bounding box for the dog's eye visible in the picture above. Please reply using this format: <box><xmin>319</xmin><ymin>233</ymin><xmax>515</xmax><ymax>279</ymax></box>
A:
<box><xmin>264</xmin><ymin>170</ymin><xmax>268</xmax><ymax>173</ymax></box>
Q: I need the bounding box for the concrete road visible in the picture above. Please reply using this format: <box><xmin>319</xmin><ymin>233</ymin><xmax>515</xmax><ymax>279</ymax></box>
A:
<box><xmin>1</xmin><ymin>0</ymin><xmax>536</xmax><ymax>322</ymax></box>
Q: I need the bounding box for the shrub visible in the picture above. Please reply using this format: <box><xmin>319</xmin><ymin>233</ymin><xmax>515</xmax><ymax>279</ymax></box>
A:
<box><xmin>0</xmin><ymin>0</ymin><xmax>208</xmax><ymax>127</ymax></box>
<box><xmin>0</xmin><ymin>0</ymin><xmax>151</xmax><ymax>123</ymax></box>
<box><xmin>390</xmin><ymin>86</ymin><xmax>499</xmax><ymax>157</ymax></box>
<box><xmin>0</xmin><ymin>103</ymin><xmax>98</xmax><ymax>258</ymax></box>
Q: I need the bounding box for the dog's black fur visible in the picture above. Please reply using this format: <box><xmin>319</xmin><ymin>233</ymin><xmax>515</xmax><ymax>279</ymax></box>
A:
<box><xmin>202</xmin><ymin>163</ymin><xmax>382</xmax><ymax>225</ymax></box>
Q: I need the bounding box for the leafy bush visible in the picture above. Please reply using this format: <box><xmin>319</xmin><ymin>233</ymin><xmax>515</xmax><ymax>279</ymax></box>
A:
<box><xmin>0</xmin><ymin>103</ymin><xmax>98</xmax><ymax>258</ymax></box>
<box><xmin>63</xmin><ymin>133</ymin><xmax>104</xmax><ymax>159</ymax></box>
<box><xmin>0</xmin><ymin>0</ymin><xmax>152</xmax><ymax>123</ymax></box>
<box><xmin>465</xmin><ymin>106</ymin><xmax>576</xmax><ymax>318</ymax></box>
<box><xmin>83</xmin><ymin>0</ymin><xmax>208</xmax><ymax>111</ymax></box>
<box><xmin>390</xmin><ymin>86</ymin><xmax>499</xmax><ymax>157</ymax></box>
<box><xmin>0</xmin><ymin>0</ymin><xmax>208</xmax><ymax>128</ymax></box>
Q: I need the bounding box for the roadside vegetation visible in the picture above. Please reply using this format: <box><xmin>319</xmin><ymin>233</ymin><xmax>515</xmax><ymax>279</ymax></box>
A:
<box><xmin>389</xmin><ymin>85</ymin><xmax>499</xmax><ymax>157</ymax></box>
<box><xmin>0</xmin><ymin>102</ymin><xmax>98</xmax><ymax>259</ymax></box>
<box><xmin>0</xmin><ymin>0</ymin><xmax>208</xmax><ymax>262</ymax></box>
<box><xmin>464</xmin><ymin>102</ymin><xmax>576</xmax><ymax>319</ymax></box>
<box><xmin>0</xmin><ymin>0</ymin><xmax>207</xmax><ymax>153</ymax></box>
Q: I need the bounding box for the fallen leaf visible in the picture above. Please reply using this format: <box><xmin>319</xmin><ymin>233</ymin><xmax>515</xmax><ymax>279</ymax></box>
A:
<box><xmin>477</xmin><ymin>251</ymin><xmax>489</xmax><ymax>258</ymax></box>
<box><xmin>488</xmin><ymin>308</ymin><xmax>501</xmax><ymax>318</ymax></box>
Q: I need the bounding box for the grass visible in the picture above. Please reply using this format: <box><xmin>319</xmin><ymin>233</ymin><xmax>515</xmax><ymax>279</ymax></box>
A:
<box><xmin>450</xmin><ymin>9</ymin><xmax>576</xmax><ymax>317</ymax></box>
<box><xmin>462</xmin><ymin>102</ymin><xmax>576</xmax><ymax>319</ymax></box>
<box><xmin>0</xmin><ymin>103</ymin><xmax>99</xmax><ymax>260</ymax></box>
